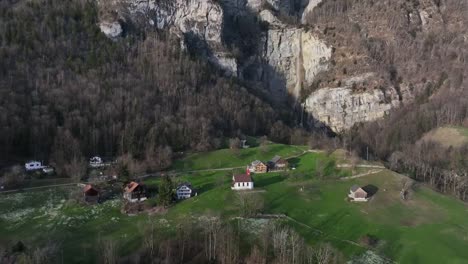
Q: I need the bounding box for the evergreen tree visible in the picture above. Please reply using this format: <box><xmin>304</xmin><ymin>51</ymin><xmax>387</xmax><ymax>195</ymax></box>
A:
<box><xmin>158</xmin><ymin>175</ymin><xmax>174</xmax><ymax>207</ymax></box>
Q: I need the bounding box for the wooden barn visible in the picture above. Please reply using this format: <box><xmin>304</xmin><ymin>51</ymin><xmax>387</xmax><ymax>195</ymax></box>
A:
<box><xmin>83</xmin><ymin>184</ymin><xmax>100</xmax><ymax>204</ymax></box>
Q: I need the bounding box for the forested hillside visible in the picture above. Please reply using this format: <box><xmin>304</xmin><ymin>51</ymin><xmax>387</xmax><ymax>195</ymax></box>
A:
<box><xmin>0</xmin><ymin>0</ymin><xmax>295</xmax><ymax>172</ymax></box>
<box><xmin>302</xmin><ymin>0</ymin><xmax>468</xmax><ymax>200</ymax></box>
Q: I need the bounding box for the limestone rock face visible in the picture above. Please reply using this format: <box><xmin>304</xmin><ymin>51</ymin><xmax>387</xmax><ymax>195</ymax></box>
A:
<box><xmin>99</xmin><ymin>21</ymin><xmax>123</xmax><ymax>39</ymax></box>
<box><xmin>301</xmin><ymin>0</ymin><xmax>322</xmax><ymax>23</ymax></box>
<box><xmin>304</xmin><ymin>74</ymin><xmax>401</xmax><ymax>132</ymax></box>
<box><xmin>262</xmin><ymin>28</ymin><xmax>331</xmax><ymax>98</ymax></box>
<box><xmin>120</xmin><ymin>0</ymin><xmax>235</xmax><ymax>73</ymax></box>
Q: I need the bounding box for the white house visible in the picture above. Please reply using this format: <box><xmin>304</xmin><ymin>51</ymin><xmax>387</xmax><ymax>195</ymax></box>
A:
<box><xmin>176</xmin><ymin>183</ymin><xmax>197</xmax><ymax>200</ymax></box>
<box><xmin>231</xmin><ymin>173</ymin><xmax>254</xmax><ymax>190</ymax></box>
<box><xmin>25</xmin><ymin>161</ymin><xmax>44</xmax><ymax>171</ymax></box>
<box><xmin>89</xmin><ymin>156</ymin><xmax>103</xmax><ymax>168</ymax></box>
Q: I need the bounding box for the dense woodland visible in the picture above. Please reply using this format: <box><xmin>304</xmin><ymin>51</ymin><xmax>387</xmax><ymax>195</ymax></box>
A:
<box><xmin>0</xmin><ymin>0</ymin><xmax>299</xmax><ymax>174</ymax></box>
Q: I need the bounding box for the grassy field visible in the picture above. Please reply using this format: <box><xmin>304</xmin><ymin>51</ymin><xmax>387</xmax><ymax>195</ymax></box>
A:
<box><xmin>1</xmin><ymin>145</ymin><xmax>468</xmax><ymax>263</ymax></box>
<box><xmin>172</xmin><ymin>143</ymin><xmax>307</xmax><ymax>171</ymax></box>
<box><xmin>420</xmin><ymin>126</ymin><xmax>468</xmax><ymax>148</ymax></box>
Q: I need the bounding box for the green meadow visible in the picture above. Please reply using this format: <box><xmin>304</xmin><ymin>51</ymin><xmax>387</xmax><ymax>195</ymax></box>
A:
<box><xmin>1</xmin><ymin>144</ymin><xmax>468</xmax><ymax>263</ymax></box>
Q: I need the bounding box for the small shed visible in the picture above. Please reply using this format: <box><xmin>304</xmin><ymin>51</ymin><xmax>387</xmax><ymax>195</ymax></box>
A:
<box><xmin>348</xmin><ymin>185</ymin><xmax>368</xmax><ymax>202</ymax></box>
<box><xmin>83</xmin><ymin>184</ymin><xmax>99</xmax><ymax>203</ymax></box>
<box><xmin>124</xmin><ymin>181</ymin><xmax>147</xmax><ymax>203</ymax></box>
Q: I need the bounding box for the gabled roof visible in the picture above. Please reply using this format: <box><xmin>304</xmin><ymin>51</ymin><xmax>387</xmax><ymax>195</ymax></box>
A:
<box><xmin>233</xmin><ymin>174</ymin><xmax>252</xmax><ymax>183</ymax></box>
<box><xmin>271</xmin><ymin>155</ymin><xmax>281</xmax><ymax>163</ymax></box>
<box><xmin>83</xmin><ymin>184</ymin><xmax>99</xmax><ymax>195</ymax></box>
<box><xmin>124</xmin><ymin>181</ymin><xmax>140</xmax><ymax>193</ymax></box>
<box><xmin>251</xmin><ymin>160</ymin><xmax>264</xmax><ymax>166</ymax></box>
<box><xmin>350</xmin><ymin>185</ymin><xmax>367</xmax><ymax>194</ymax></box>
<box><xmin>177</xmin><ymin>182</ymin><xmax>192</xmax><ymax>189</ymax></box>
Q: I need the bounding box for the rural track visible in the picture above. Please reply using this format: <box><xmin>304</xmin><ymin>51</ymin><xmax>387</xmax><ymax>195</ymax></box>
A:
<box><xmin>339</xmin><ymin>169</ymin><xmax>384</xmax><ymax>180</ymax></box>
<box><xmin>0</xmin><ymin>182</ymin><xmax>80</xmax><ymax>194</ymax></box>
<box><xmin>337</xmin><ymin>164</ymin><xmax>385</xmax><ymax>169</ymax></box>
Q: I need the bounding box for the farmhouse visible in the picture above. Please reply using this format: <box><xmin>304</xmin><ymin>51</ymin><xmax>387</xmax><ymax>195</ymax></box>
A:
<box><xmin>24</xmin><ymin>161</ymin><xmax>44</xmax><ymax>171</ymax></box>
<box><xmin>123</xmin><ymin>181</ymin><xmax>147</xmax><ymax>202</ymax></box>
<box><xmin>248</xmin><ymin>160</ymin><xmax>268</xmax><ymax>173</ymax></box>
<box><xmin>89</xmin><ymin>156</ymin><xmax>103</xmax><ymax>168</ymax></box>
<box><xmin>176</xmin><ymin>182</ymin><xmax>197</xmax><ymax>200</ymax></box>
<box><xmin>83</xmin><ymin>184</ymin><xmax>99</xmax><ymax>203</ymax></box>
<box><xmin>348</xmin><ymin>185</ymin><xmax>369</xmax><ymax>202</ymax></box>
<box><xmin>232</xmin><ymin>173</ymin><xmax>254</xmax><ymax>190</ymax></box>
<box><xmin>268</xmin><ymin>155</ymin><xmax>288</xmax><ymax>171</ymax></box>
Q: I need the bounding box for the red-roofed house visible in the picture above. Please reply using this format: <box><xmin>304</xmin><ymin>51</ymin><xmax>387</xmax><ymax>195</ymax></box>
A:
<box><xmin>83</xmin><ymin>184</ymin><xmax>99</xmax><ymax>203</ymax></box>
<box><xmin>123</xmin><ymin>181</ymin><xmax>147</xmax><ymax>202</ymax></box>
<box><xmin>231</xmin><ymin>174</ymin><xmax>254</xmax><ymax>190</ymax></box>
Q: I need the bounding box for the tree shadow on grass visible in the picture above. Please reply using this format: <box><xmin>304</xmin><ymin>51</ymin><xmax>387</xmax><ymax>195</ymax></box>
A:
<box><xmin>362</xmin><ymin>185</ymin><xmax>379</xmax><ymax>197</ymax></box>
<box><xmin>254</xmin><ymin>175</ymin><xmax>285</xmax><ymax>188</ymax></box>
<box><xmin>197</xmin><ymin>182</ymin><xmax>215</xmax><ymax>194</ymax></box>
<box><xmin>288</xmin><ymin>157</ymin><xmax>301</xmax><ymax>168</ymax></box>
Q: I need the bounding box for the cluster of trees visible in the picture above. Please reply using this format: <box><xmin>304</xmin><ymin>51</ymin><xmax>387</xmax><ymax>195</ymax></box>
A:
<box><xmin>127</xmin><ymin>218</ymin><xmax>340</xmax><ymax>264</ymax></box>
<box><xmin>0</xmin><ymin>241</ymin><xmax>58</xmax><ymax>264</ymax></box>
<box><xmin>0</xmin><ymin>219</ymin><xmax>341</xmax><ymax>264</ymax></box>
<box><xmin>0</xmin><ymin>0</ymin><xmax>294</xmax><ymax>175</ymax></box>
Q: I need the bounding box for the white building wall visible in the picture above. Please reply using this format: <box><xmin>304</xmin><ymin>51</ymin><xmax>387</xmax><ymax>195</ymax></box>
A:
<box><xmin>231</xmin><ymin>182</ymin><xmax>254</xmax><ymax>190</ymax></box>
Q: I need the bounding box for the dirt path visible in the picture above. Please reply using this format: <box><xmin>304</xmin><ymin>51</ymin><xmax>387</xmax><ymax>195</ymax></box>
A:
<box><xmin>337</xmin><ymin>164</ymin><xmax>385</xmax><ymax>169</ymax></box>
<box><xmin>0</xmin><ymin>182</ymin><xmax>80</xmax><ymax>194</ymax></box>
<box><xmin>340</xmin><ymin>169</ymin><xmax>383</xmax><ymax>181</ymax></box>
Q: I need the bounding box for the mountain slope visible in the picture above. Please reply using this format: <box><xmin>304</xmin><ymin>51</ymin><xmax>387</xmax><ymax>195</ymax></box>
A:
<box><xmin>0</xmin><ymin>0</ymin><xmax>287</xmax><ymax>166</ymax></box>
<box><xmin>99</xmin><ymin>0</ymin><xmax>467</xmax><ymax>132</ymax></box>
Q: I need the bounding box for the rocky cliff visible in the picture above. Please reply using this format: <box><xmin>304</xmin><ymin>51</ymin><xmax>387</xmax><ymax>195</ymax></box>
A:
<box><xmin>98</xmin><ymin>0</ymin><xmax>330</xmax><ymax>98</ymax></box>
<box><xmin>97</xmin><ymin>0</ymin><xmax>453</xmax><ymax>133</ymax></box>
<box><xmin>304</xmin><ymin>74</ymin><xmax>401</xmax><ymax>132</ymax></box>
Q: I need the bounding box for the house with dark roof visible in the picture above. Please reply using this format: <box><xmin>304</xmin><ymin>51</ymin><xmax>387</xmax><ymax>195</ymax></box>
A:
<box><xmin>83</xmin><ymin>184</ymin><xmax>99</xmax><ymax>204</ymax></box>
<box><xmin>268</xmin><ymin>155</ymin><xmax>288</xmax><ymax>171</ymax></box>
<box><xmin>176</xmin><ymin>182</ymin><xmax>197</xmax><ymax>200</ymax></box>
<box><xmin>231</xmin><ymin>173</ymin><xmax>254</xmax><ymax>190</ymax></box>
<box><xmin>348</xmin><ymin>185</ymin><xmax>369</xmax><ymax>202</ymax></box>
<box><xmin>123</xmin><ymin>181</ymin><xmax>147</xmax><ymax>202</ymax></box>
